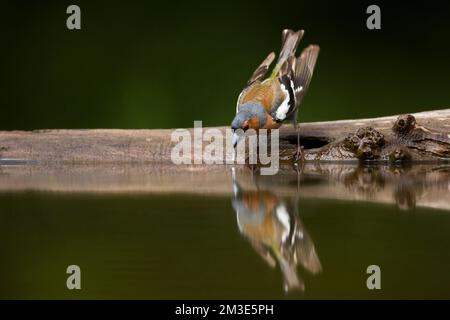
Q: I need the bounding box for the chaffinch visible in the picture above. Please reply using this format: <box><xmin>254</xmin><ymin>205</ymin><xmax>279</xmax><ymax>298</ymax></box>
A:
<box><xmin>231</xmin><ymin>29</ymin><xmax>320</xmax><ymax>160</ymax></box>
<box><xmin>231</xmin><ymin>169</ymin><xmax>322</xmax><ymax>291</ymax></box>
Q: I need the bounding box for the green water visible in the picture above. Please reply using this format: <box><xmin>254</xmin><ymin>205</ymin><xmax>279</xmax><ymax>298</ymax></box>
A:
<box><xmin>1</xmin><ymin>165</ymin><xmax>450</xmax><ymax>299</ymax></box>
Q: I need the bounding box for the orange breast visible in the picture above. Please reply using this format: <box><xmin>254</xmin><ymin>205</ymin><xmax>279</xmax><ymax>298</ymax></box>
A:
<box><xmin>241</xmin><ymin>192</ymin><xmax>279</xmax><ymax>241</ymax></box>
<box><xmin>262</xmin><ymin>114</ymin><xmax>282</xmax><ymax>129</ymax></box>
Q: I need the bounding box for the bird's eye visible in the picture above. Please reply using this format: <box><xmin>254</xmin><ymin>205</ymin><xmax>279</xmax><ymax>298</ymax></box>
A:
<box><xmin>242</xmin><ymin>124</ymin><xmax>249</xmax><ymax>131</ymax></box>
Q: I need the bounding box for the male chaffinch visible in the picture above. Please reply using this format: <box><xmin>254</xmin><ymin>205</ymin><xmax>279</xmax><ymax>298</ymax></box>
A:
<box><xmin>231</xmin><ymin>169</ymin><xmax>322</xmax><ymax>291</ymax></box>
<box><xmin>231</xmin><ymin>29</ymin><xmax>320</xmax><ymax>160</ymax></box>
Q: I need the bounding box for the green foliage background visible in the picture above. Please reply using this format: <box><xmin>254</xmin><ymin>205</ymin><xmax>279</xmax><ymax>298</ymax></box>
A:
<box><xmin>2</xmin><ymin>0</ymin><xmax>449</xmax><ymax>130</ymax></box>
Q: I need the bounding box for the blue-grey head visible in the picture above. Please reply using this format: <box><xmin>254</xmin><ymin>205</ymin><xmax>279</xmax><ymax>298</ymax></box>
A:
<box><xmin>231</xmin><ymin>102</ymin><xmax>267</xmax><ymax>147</ymax></box>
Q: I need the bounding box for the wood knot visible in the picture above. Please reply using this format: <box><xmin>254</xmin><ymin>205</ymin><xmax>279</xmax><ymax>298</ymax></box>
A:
<box><xmin>393</xmin><ymin>114</ymin><xmax>416</xmax><ymax>134</ymax></box>
<box><xmin>344</xmin><ymin>127</ymin><xmax>385</xmax><ymax>160</ymax></box>
<box><xmin>389</xmin><ymin>147</ymin><xmax>412</xmax><ymax>162</ymax></box>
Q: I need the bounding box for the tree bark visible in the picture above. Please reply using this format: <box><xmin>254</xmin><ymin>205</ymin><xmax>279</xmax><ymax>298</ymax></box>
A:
<box><xmin>0</xmin><ymin>109</ymin><xmax>449</xmax><ymax>163</ymax></box>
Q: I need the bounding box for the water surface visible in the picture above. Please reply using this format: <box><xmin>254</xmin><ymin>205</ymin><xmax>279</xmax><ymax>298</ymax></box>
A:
<box><xmin>0</xmin><ymin>163</ymin><xmax>449</xmax><ymax>299</ymax></box>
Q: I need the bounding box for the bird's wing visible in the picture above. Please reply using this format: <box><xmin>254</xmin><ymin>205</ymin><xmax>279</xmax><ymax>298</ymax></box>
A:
<box><xmin>293</xmin><ymin>45</ymin><xmax>320</xmax><ymax>106</ymax></box>
<box><xmin>236</xmin><ymin>53</ymin><xmax>276</xmax><ymax>113</ymax></box>
<box><xmin>238</xmin><ymin>82</ymin><xmax>277</xmax><ymax>113</ymax></box>
<box><xmin>247</xmin><ymin>52</ymin><xmax>276</xmax><ymax>86</ymax></box>
<box><xmin>245</xmin><ymin>29</ymin><xmax>303</xmax><ymax>86</ymax></box>
<box><xmin>295</xmin><ymin>232</ymin><xmax>322</xmax><ymax>274</ymax></box>
<box><xmin>271</xmin><ymin>46</ymin><xmax>320</xmax><ymax>122</ymax></box>
<box><xmin>270</xmin><ymin>73</ymin><xmax>296</xmax><ymax>121</ymax></box>
<box><xmin>280</xmin><ymin>200</ymin><xmax>322</xmax><ymax>275</ymax></box>
<box><xmin>290</xmin><ymin>217</ymin><xmax>322</xmax><ymax>274</ymax></box>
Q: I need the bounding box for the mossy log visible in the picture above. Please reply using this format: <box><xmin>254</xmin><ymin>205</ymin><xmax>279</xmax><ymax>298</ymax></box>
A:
<box><xmin>0</xmin><ymin>109</ymin><xmax>450</xmax><ymax>163</ymax></box>
<box><xmin>279</xmin><ymin>110</ymin><xmax>450</xmax><ymax>162</ymax></box>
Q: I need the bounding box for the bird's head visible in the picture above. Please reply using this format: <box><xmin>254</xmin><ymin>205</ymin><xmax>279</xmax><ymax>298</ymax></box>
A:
<box><xmin>231</xmin><ymin>102</ymin><xmax>267</xmax><ymax>147</ymax></box>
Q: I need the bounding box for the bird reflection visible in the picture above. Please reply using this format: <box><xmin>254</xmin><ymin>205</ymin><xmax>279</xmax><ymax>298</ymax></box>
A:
<box><xmin>231</xmin><ymin>168</ymin><xmax>321</xmax><ymax>292</ymax></box>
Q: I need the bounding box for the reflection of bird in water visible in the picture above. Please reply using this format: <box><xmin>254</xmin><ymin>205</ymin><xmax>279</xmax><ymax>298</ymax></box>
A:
<box><xmin>231</xmin><ymin>168</ymin><xmax>321</xmax><ymax>292</ymax></box>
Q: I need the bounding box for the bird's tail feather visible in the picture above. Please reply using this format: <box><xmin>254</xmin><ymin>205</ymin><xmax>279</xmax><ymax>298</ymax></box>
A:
<box><xmin>278</xmin><ymin>256</ymin><xmax>305</xmax><ymax>292</ymax></box>
<box><xmin>270</xmin><ymin>29</ymin><xmax>304</xmax><ymax>78</ymax></box>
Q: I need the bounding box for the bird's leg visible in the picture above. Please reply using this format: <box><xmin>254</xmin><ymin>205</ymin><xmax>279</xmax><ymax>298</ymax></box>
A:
<box><xmin>292</xmin><ymin>150</ymin><xmax>304</xmax><ymax>197</ymax></box>
<box><xmin>291</xmin><ymin>121</ymin><xmax>305</xmax><ymax>196</ymax></box>
<box><xmin>293</xmin><ymin>122</ymin><xmax>304</xmax><ymax>162</ymax></box>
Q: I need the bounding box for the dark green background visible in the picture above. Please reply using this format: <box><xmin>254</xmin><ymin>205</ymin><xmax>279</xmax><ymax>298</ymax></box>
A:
<box><xmin>2</xmin><ymin>0</ymin><xmax>450</xmax><ymax>130</ymax></box>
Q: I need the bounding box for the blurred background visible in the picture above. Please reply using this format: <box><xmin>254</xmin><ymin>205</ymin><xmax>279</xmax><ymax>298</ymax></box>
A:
<box><xmin>2</xmin><ymin>0</ymin><xmax>449</xmax><ymax>130</ymax></box>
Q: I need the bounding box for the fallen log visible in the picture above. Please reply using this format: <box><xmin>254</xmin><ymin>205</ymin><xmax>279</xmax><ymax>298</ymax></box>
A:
<box><xmin>0</xmin><ymin>109</ymin><xmax>449</xmax><ymax>163</ymax></box>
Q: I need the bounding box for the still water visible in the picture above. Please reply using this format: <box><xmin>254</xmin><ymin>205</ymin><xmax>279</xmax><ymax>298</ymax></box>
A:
<box><xmin>0</xmin><ymin>163</ymin><xmax>450</xmax><ymax>299</ymax></box>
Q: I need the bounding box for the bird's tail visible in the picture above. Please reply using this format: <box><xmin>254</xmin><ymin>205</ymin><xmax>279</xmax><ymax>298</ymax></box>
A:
<box><xmin>277</xmin><ymin>251</ymin><xmax>305</xmax><ymax>292</ymax></box>
<box><xmin>270</xmin><ymin>29</ymin><xmax>304</xmax><ymax>79</ymax></box>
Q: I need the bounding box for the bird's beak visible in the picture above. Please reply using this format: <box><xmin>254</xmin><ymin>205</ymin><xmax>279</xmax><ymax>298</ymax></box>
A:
<box><xmin>232</xmin><ymin>130</ymin><xmax>243</xmax><ymax>148</ymax></box>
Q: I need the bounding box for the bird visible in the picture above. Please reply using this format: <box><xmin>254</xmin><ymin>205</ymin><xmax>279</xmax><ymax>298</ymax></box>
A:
<box><xmin>231</xmin><ymin>167</ymin><xmax>322</xmax><ymax>292</ymax></box>
<box><xmin>231</xmin><ymin>29</ymin><xmax>320</xmax><ymax>161</ymax></box>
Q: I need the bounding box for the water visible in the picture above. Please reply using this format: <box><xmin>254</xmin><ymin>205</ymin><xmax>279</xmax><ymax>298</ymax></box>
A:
<box><xmin>0</xmin><ymin>163</ymin><xmax>450</xmax><ymax>299</ymax></box>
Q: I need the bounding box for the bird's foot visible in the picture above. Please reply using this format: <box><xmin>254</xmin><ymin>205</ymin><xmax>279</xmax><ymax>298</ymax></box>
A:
<box><xmin>294</xmin><ymin>145</ymin><xmax>305</xmax><ymax>163</ymax></box>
